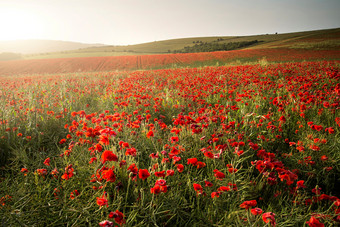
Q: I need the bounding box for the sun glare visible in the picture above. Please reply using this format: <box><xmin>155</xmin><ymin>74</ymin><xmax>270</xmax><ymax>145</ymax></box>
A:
<box><xmin>0</xmin><ymin>7</ymin><xmax>45</xmax><ymax>41</ymax></box>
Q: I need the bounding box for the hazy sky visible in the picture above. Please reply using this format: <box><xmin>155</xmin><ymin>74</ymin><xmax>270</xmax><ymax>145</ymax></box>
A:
<box><xmin>0</xmin><ymin>0</ymin><xmax>339</xmax><ymax>45</ymax></box>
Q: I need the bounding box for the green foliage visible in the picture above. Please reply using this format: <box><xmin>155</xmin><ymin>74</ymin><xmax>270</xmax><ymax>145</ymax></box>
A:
<box><xmin>173</xmin><ymin>40</ymin><xmax>260</xmax><ymax>53</ymax></box>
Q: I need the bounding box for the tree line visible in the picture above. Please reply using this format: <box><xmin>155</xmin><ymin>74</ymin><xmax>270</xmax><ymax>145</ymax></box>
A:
<box><xmin>172</xmin><ymin>40</ymin><xmax>260</xmax><ymax>53</ymax></box>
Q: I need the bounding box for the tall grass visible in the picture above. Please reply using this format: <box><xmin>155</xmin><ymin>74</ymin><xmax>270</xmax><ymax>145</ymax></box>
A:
<box><xmin>0</xmin><ymin>61</ymin><xmax>339</xmax><ymax>226</ymax></box>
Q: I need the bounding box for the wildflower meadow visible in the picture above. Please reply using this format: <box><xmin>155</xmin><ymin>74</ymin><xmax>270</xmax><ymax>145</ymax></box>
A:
<box><xmin>0</xmin><ymin>56</ymin><xmax>339</xmax><ymax>226</ymax></box>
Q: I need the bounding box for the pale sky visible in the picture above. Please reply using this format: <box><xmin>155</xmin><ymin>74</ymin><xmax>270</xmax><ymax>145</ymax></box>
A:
<box><xmin>0</xmin><ymin>0</ymin><xmax>339</xmax><ymax>45</ymax></box>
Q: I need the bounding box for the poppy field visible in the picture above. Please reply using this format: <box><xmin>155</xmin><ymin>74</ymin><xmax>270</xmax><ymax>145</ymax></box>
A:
<box><xmin>1</xmin><ymin>48</ymin><xmax>340</xmax><ymax>75</ymax></box>
<box><xmin>0</xmin><ymin>60</ymin><xmax>340</xmax><ymax>226</ymax></box>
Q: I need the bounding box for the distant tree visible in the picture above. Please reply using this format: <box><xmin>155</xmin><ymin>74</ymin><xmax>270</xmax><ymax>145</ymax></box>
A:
<box><xmin>173</xmin><ymin>40</ymin><xmax>260</xmax><ymax>53</ymax></box>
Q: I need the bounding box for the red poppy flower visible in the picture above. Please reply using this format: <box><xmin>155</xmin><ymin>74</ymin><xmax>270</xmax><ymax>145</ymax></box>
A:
<box><xmin>170</xmin><ymin>136</ymin><xmax>179</xmax><ymax>143</ymax></box>
<box><xmin>213</xmin><ymin>169</ymin><xmax>225</xmax><ymax>180</ymax></box>
<box><xmin>312</xmin><ymin>187</ymin><xmax>322</xmax><ymax>195</ymax></box>
<box><xmin>89</xmin><ymin>157</ymin><xmax>97</xmax><ymax>164</ymax></box>
<box><xmin>325</xmin><ymin>127</ymin><xmax>334</xmax><ymax>134</ymax></box>
<box><xmin>249</xmin><ymin>142</ymin><xmax>259</xmax><ymax>150</ymax></box>
<box><xmin>139</xmin><ymin>169</ymin><xmax>150</xmax><ymax>180</ymax></box>
<box><xmin>211</xmin><ymin>192</ymin><xmax>220</xmax><ymax>198</ymax></box>
<box><xmin>228</xmin><ymin>167</ymin><xmax>238</xmax><ymax>173</ymax></box>
<box><xmin>154</xmin><ymin>171</ymin><xmax>165</xmax><ymax>178</ymax></box>
<box><xmin>108</xmin><ymin>210</ymin><xmax>125</xmax><ymax>225</ymax></box>
<box><xmin>128</xmin><ymin>163</ymin><xmax>138</xmax><ymax>174</ymax></box>
<box><xmin>51</xmin><ymin>168</ymin><xmax>59</xmax><ymax>179</ymax></box>
<box><xmin>36</xmin><ymin>169</ymin><xmax>48</xmax><ymax>176</ymax></box>
<box><xmin>150</xmin><ymin>185</ymin><xmax>161</xmax><ymax>194</ymax></box>
<box><xmin>97</xmin><ymin>193</ymin><xmax>108</xmax><ymax>207</ymax></box>
<box><xmin>278</xmin><ymin>115</ymin><xmax>286</xmax><ymax>123</ymax></box>
<box><xmin>99</xmin><ymin>220</ymin><xmax>114</xmax><ymax>227</ymax></box>
<box><xmin>196</xmin><ymin>161</ymin><xmax>206</xmax><ymax>169</ymax></box>
<box><xmin>193</xmin><ymin>183</ymin><xmax>203</xmax><ymax>195</ymax></box>
<box><xmin>170</xmin><ymin>147</ymin><xmax>180</xmax><ymax>155</ymax></box>
<box><xmin>240</xmin><ymin>200</ymin><xmax>257</xmax><ymax>209</ymax></box>
<box><xmin>205</xmin><ymin>181</ymin><xmax>213</xmax><ymax>187</ymax></box>
<box><xmin>99</xmin><ymin>135</ymin><xmax>110</xmax><ymax>145</ymax></box>
<box><xmin>334</xmin><ymin>199</ymin><xmax>340</xmax><ymax>206</ymax></box>
<box><xmin>217</xmin><ymin>186</ymin><xmax>230</xmax><ymax>192</ymax></box>
<box><xmin>297</xmin><ymin>180</ymin><xmax>306</xmax><ymax>189</ymax></box>
<box><xmin>160</xmin><ymin>185</ymin><xmax>168</xmax><ymax>193</ymax></box>
<box><xmin>155</xmin><ymin>179</ymin><xmax>167</xmax><ymax>186</ymax></box>
<box><xmin>101</xmin><ymin>150</ymin><xmax>118</xmax><ymax>163</ymax></box>
<box><xmin>70</xmin><ymin>190</ymin><xmax>79</xmax><ymax>200</ymax></box>
<box><xmin>149</xmin><ymin>153</ymin><xmax>159</xmax><ymax>159</ymax></box>
<box><xmin>146</xmin><ymin>130</ymin><xmax>154</xmax><ymax>138</ymax></box>
<box><xmin>43</xmin><ymin>158</ymin><xmax>50</xmax><ymax>166</ymax></box>
<box><xmin>95</xmin><ymin>143</ymin><xmax>103</xmax><ymax>152</ymax></box>
<box><xmin>61</xmin><ymin>165</ymin><xmax>74</xmax><ymax>180</ymax></box>
<box><xmin>166</xmin><ymin>169</ymin><xmax>174</xmax><ymax>176</ymax></box>
<box><xmin>177</xmin><ymin>164</ymin><xmax>184</xmax><ymax>173</ymax></box>
<box><xmin>204</xmin><ymin>151</ymin><xmax>214</xmax><ymax>159</ymax></box>
<box><xmin>228</xmin><ymin>182</ymin><xmax>238</xmax><ymax>191</ymax></box>
<box><xmin>262</xmin><ymin>212</ymin><xmax>276</xmax><ymax>226</ymax></box>
<box><xmin>102</xmin><ymin>169</ymin><xmax>116</xmax><ymax>182</ymax></box>
<box><xmin>251</xmin><ymin>208</ymin><xmax>263</xmax><ymax>215</ymax></box>
<box><xmin>187</xmin><ymin>158</ymin><xmax>198</xmax><ymax>166</ymax></box>
<box><xmin>126</xmin><ymin>147</ymin><xmax>137</xmax><ymax>156</ymax></box>
<box><xmin>59</xmin><ymin>139</ymin><xmax>66</xmax><ymax>144</ymax></box>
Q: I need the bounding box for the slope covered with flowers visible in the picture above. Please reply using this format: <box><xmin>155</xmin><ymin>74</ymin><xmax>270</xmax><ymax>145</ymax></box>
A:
<box><xmin>0</xmin><ymin>61</ymin><xmax>339</xmax><ymax>226</ymax></box>
<box><xmin>1</xmin><ymin>48</ymin><xmax>340</xmax><ymax>75</ymax></box>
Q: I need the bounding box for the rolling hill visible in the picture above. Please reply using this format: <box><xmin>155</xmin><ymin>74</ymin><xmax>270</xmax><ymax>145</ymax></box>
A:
<box><xmin>17</xmin><ymin>27</ymin><xmax>340</xmax><ymax>60</ymax></box>
<box><xmin>0</xmin><ymin>27</ymin><xmax>339</xmax><ymax>66</ymax></box>
<box><xmin>81</xmin><ymin>27</ymin><xmax>340</xmax><ymax>53</ymax></box>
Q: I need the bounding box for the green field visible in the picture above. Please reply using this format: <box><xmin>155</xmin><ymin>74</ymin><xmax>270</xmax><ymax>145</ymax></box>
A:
<box><xmin>22</xmin><ymin>28</ymin><xmax>340</xmax><ymax>60</ymax></box>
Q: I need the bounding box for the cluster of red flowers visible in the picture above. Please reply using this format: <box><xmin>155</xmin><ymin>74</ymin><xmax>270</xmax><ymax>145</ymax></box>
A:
<box><xmin>239</xmin><ymin>200</ymin><xmax>277</xmax><ymax>226</ymax></box>
<box><xmin>4</xmin><ymin>60</ymin><xmax>338</xmax><ymax>225</ymax></box>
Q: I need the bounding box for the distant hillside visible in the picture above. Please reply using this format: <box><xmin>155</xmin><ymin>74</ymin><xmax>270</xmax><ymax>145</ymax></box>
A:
<box><xmin>21</xmin><ymin>28</ymin><xmax>340</xmax><ymax>60</ymax></box>
<box><xmin>0</xmin><ymin>40</ymin><xmax>105</xmax><ymax>55</ymax></box>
